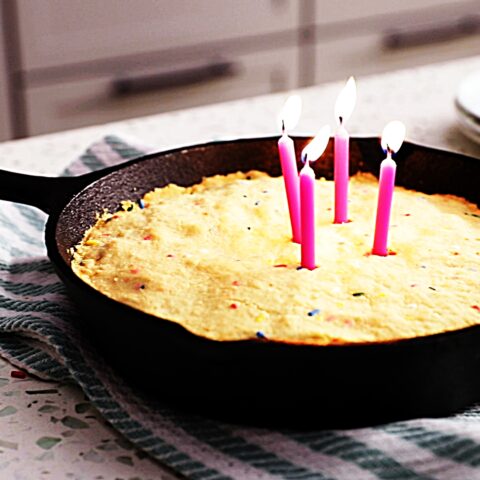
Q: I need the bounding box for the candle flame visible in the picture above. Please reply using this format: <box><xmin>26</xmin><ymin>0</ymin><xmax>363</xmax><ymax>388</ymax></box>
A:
<box><xmin>301</xmin><ymin>125</ymin><xmax>331</xmax><ymax>163</ymax></box>
<box><xmin>277</xmin><ymin>95</ymin><xmax>302</xmax><ymax>132</ymax></box>
<box><xmin>335</xmin><ymin>77</ymin><xmax>356</xmax><ymax>125</ymax></box>
<box><xmin>381</xmin><ymin>121</ymin><xmax>406</xmax><ymax>154</ymax></box>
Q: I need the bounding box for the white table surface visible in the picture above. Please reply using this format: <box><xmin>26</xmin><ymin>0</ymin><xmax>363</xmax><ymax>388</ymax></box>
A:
<box><xmin>0</xmin><ymin>55</ymin><xmax>480</xmax><ymax>479</ymax></box>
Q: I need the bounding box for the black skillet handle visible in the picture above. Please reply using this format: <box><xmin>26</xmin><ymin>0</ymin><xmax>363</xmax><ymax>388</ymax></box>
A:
<box><xmin>0</xmin><ymin>168</ymin><xmax>107</xmax><ymax>215</ymax></box>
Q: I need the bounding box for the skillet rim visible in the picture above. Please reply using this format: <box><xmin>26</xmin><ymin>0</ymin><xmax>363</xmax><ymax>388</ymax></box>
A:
<box><xmin>44</xmin><ymin>135</ymin><xmax>480</xmax><ymax>352</ymax></box>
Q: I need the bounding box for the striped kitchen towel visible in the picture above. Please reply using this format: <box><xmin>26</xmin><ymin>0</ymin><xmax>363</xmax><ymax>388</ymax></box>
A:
<box><xmin>1</xmin><ymin>135</ymin><xmax>480</xmax><ymax>480</ymax></box>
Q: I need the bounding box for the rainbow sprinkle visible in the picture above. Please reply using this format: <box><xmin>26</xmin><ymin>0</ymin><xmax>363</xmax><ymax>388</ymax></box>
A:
<box><xmin>85</xmin><ymin>239</ymin><xmax>100</xmax><ymax>247</ymax></box>
<box><xmin>105</xmin><ymin>215</ymin><xmax>119</xmax><ymax>223</ymax></box>
<box><xmin>308</xmin><ymin>309</ymin><xmax>321</xmax><ymax>316</ymax></box>
<box><xmin>138</xmin><ymin>199</ymin><xmax>145</xmax><ymax>209</ymax></box>
<box><xmin>256</xmin><ymin>331</ymin><xmax>266</xmax><ymax>339</ymax></box>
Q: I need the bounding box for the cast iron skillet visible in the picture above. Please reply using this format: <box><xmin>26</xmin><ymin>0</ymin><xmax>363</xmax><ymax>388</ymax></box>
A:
<box><xmin>1</xmin><ymin>136</ymin><xmax>480</xmax><ymax>428</ymax></box>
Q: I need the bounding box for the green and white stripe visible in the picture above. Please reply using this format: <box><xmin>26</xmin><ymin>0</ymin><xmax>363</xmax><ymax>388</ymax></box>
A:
<box><xmin>233</xmin><ymin>429</ymin><xmax>380</xmax><ymax>480</ymax></box>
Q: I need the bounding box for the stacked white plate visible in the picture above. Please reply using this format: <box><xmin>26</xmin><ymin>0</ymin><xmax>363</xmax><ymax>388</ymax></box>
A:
<box><xmin>455</xmin><ymin>70</ymin><xmax>480</xmax><ymax>144</ymax></box>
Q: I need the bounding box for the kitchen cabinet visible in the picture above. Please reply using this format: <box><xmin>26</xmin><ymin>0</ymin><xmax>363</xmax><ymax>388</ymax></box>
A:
<box><xmin>5</xmin><ymin>0</ymin><xmax>300</xmax><ymax>137</ymax></box>
<box><xmin>311</xmin><ymin>0</ymin><xmax>480</xmax><ymax>84</ymax></box>
<box><xmin>16</xmin><ymin>0</ymin><xmax>298</xmax><ymax>71</ymax></box>
<box><xmin>25</xmin><ymin>47</ymin><xmax>298</xmax><ymax>135</ymax></box>
<box><xmin>2</xmin><ymin>0</ymin><xmax>480</xmax><ymax>139</ymax></box>
<box><xmin>315</xmin><ymin>30</ymin><xmax>480</xmax><ymax>84</ymax></box>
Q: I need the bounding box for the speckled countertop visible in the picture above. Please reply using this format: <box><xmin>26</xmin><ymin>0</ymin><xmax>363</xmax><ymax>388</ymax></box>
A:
<box><xmin>0</xmin><ymin>55</ymin><xmax>480</xmax><ymax>479</ymax></box>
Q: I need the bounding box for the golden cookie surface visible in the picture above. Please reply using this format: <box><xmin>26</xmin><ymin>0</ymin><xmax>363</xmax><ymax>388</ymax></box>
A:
<box><xmin>72</xmin><ymin>171</ymin><xmax>480</xmax><ymax>344</ymax></box>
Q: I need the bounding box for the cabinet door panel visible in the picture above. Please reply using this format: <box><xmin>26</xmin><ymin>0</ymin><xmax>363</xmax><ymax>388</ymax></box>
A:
<box><xmin>17</xmin><ymin>0</ymin><xmax>298</xmax><ymax>71</ymax></box>
<box><xmin>315</xmin><ymin>31</ymin><xmax>480</xmax><ymax>85</ymax></box>
<box><xmin>313</xmin><ymin>0</ymin><xmax>480</xmax><ymax>27</ymax></box>
<box><xmin>25</xmin><ymin>47</ymin><xmax>298</xmax><ymax>136</ymax></box>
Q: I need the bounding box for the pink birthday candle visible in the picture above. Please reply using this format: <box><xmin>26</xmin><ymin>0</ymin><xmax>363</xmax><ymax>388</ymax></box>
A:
<box><xmin>334</xmin><ymin>123</ymin><xmax>349</xmax><ymax>223</ymax></box>
<box><xmin>372</xmin><ymin>150</ymin><xmax>396</xmax><ymax>256</ymax></box>
<box><xmin>372</xmin><ymin>121</ymin><xmax>406</xmax><ymax>256</ymax></box>
<box><xmin>278</xmin><ymin>95</ymin><xmax>302</xmax><ymax>243</ymax></box>
<box><xmin>334</xmin><ymin>77</ymin><xmax>356</xmax><ymax>224</ymax></box>
<box><xmin>300</xmin><ymin>157</ymin><xmax>316</xmax><ymax>270</ymax></box>
<box><xmin>278</xmin><ymin>127</ymin><xmax>301</xmax><ymax>243</ymax></box>
<box><xmin>299</xmin><ymin>125</ymin><xmax>331</xmax><ymax>270</ymax></box>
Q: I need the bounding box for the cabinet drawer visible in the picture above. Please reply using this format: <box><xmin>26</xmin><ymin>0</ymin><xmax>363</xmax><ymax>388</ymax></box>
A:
<box><xmin>313</xmin><ymin>0</ymin><xmax>480</xmax><ymax>27</ymax></box>
<box><xmin>17</xmin><ymin>0</ymin><xmax>298</xmax><ymax>71</ymax></box>
<box><xmin>315</xmin><ymin>31</ymin><xmax>480</xmax><ymax>85</ymax></box>
<box><xmin>24</xmin><ymin>47</ymin><xmax>298</xmax><ymax>136</ymax></box>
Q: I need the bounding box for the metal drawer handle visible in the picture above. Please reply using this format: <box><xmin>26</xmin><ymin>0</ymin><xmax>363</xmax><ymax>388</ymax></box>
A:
<box><xmin>111</xmin><ymin>60</ymin><xmax>237</xmax><ymax>96</ymax></box>
<box><xmin>383</xmin><ymin>15</ymin><xmax>480</xmax><ymax>50</ymax></box>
